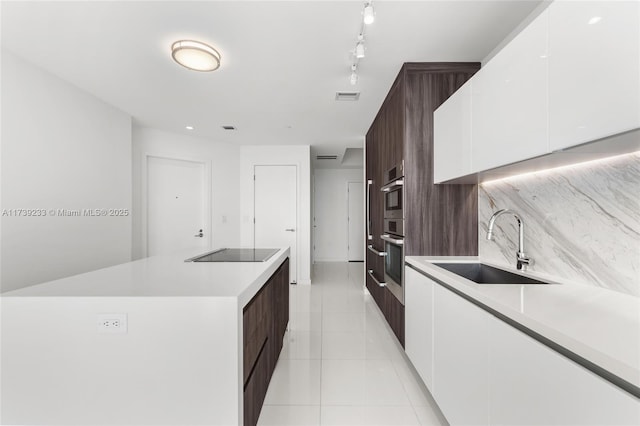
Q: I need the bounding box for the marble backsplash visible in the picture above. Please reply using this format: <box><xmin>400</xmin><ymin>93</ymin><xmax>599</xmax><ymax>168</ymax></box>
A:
<box><xmin>478</xmin><ymin>152</ymin><xmax>640</xmax><ymax>297</ymax></box>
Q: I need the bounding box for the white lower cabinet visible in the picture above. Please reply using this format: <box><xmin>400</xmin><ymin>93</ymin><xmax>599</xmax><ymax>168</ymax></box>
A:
<box><xmin>405</xmin><ymin>266</ymin><xmax>435</xmax><ymax>389</ymax></box>
<box><xmin>433</xmin><ymin>284</ymin><xmax>489</xmax><ymax>426</ymax></box>
<box><xmin>488</xmin><ymin>315</ymin><xmax>640</xmax><ymax>425</ymax></box>
<box><xmin>404</xmin><ymin>267</ymin><xmax>640</xmax><ymax>425</ymax></box>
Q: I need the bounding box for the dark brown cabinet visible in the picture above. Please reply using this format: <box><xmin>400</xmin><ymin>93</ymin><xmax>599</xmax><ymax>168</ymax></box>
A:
<box><xmin>365</xmin><ymin>63</ymin><xmax>480</xmax><ymax>346</ymax></box>
<box><xmin>243</xmin><ymin>258</ymin><xmax>289</xmax><ymax>426</ymax></box>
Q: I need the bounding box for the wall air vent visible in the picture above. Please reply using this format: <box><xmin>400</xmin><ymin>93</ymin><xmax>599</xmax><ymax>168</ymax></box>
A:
<box><xmin>316</xmin><ymin>155</ymin><xmax>338</xmax><ymax>160</ymax></box>
<box><xmin>335</xmin><ymin>91</ymin><xmax>360</xmax><ymax>101</ymax></box>
<box><xmin>222</xmin><ymin>125</ymin><xmax>237</xmax><ymax>130</ymax></box>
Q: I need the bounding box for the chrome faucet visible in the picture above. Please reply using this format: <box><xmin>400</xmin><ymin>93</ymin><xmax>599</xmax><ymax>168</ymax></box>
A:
<box><xmin>487</xmin><ymin>209</ymin><xmax>533</xmax><ymax>271</ymax></box>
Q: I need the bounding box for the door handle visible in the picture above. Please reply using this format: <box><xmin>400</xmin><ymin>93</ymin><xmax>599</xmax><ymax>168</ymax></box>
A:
<box><xmin>381</xmin><ymin>234</ymin><xmax>404</xmax><ymax>245</ymax></box>
<box><xmin>194</xmin><ymin>229</ymin><xmax>203</xmax><ymax>237</ymax></box>
<box><xmin>285</xmin><ymin>228</ymin><xmax>296</xmax><ymax>232</ymax></box>
<box><xmin>366</xmin><ymin>180</ymin><xmax>373</xmax><ymax>240</ymax></box>
<box><xmin>367</xmin><ymin>245</ymin><xmax>387</xmax><ymax>257</ymax></box>
<box><xmin>368</xmin><ymin>270</ymin><xmax>386</xmax><ymax>287</ymax></box>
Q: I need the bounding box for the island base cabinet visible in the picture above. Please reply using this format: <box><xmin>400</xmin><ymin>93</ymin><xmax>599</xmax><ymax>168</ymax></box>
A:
<box><xmin>488</xmin><ymin>315</ymin><xmax>640</xmax><ymax>425</ymax></box>
<box><xmin>433</xmin><ymin>284</ymin><xmax>489</xmax><ymax>426</ymax></box>
<box><xmin>243</xmin><ymin>341</ymin><xmax>272</xmax><ymax>426</ymax></box>
<box><xmin>243</xmin><ymin>258</ymin><xmax>290</xmax><ymax>426</ymax></box>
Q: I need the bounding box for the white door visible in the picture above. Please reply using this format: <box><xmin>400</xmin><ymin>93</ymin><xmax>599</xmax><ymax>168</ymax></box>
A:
<box><xmin>146</xmin><ymin>156</ymin><xmax>209</xmax><ymax>256</ymax></box>
<box><xmin>254</xmin><ymin>165</ymin><xmax>297</xmax><ymax>283</ymax></box>
<box><xmin>347</xmin><ymin>182</ymin><xmax>364</xmax><ymax>261</ymax></box>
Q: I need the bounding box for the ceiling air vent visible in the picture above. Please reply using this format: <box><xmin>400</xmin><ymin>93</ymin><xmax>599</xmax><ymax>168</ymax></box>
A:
<box><xmin>222</xmin><ymin>125</ymin><xmax>237</xmax><ymax>130</ymax></box>
<box><xmin>316</xmin><ymin>155</ymin><xmax>338</xmax><ymax>160</ymax></box>
<box><xmin>335</xmin><ymin>91</ymin><xmax>360</xmax><ymax>101</ymax></box>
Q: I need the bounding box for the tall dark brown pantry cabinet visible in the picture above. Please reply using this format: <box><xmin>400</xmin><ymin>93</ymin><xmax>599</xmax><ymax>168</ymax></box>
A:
<box><xmin>365</xmin><ymin>63</ymin><xmax>480</xmax><ymax>346</ymax></box>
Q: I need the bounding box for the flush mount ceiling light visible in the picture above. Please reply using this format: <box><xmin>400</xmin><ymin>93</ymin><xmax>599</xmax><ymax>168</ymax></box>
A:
<box><xmin>171</xmin><ymin>40</ymin><xmax>221</xmax><ymax>72</ymax></box>
<box><xmin>185</xmin><ymin>125</ymin><xmax>195</xmax><ymax>130</ymax></box>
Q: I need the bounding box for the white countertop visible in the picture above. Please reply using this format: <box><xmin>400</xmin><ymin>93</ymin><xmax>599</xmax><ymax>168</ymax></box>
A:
<box><xmin>2</xmin><ymin>248</ymin><xmax>290</xmax><ymax>307</ymax></box>
<box><xmin>406</xmin><ymin>256</ymin><xmax>640</xmax><ymax>392</ymax></box>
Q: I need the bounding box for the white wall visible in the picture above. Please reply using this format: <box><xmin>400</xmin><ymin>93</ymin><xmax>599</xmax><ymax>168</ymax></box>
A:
<box><xmin>0</xmin><ymin>51</ymin><xmax>132</xmax><ymax>293</ymax></box>
<box><xmin>240</xmin><ymin>145</ymin><xmax>311</xmax><ymax>284</ymax></box>
<box><xmin>131</xmin><ymin>127</ymin><xmax>241</xmax><ymax>259</ymax></box>
<box><xmin>313</xmin><ymin>168</ymin><xmax>363</xmax><ymax>262</ymax></box>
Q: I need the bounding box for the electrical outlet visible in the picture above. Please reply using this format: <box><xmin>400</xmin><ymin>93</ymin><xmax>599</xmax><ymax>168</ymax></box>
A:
<box><xmin>97</xmin><ymin>314</ymin><xmax>127</xmax><ymax>334</ymax></box>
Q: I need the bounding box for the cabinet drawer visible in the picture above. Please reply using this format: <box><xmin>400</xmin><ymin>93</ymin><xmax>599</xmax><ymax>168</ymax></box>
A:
<box><xmin>243</xmin><ymin>338</ymin><xmax>272</xmax><ymax>426</ymax></box>
<box><xmin>243</xmin><ymin>283</ymin><xmax>271</xmax><ymax>384</ymax></box>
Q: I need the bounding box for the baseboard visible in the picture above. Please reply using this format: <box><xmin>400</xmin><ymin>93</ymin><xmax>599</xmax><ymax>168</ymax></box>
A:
<box><xmin>313</xmin><ymin>258</ymin><xmax>347</xmax><ymax>262</ymax></box>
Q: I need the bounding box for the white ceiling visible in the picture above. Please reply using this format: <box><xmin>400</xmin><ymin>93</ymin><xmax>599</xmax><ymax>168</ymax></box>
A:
<box><xmin>1</xmin><ymin>1</ymin><xmax>541</xmax><ymax>156</ymax></box>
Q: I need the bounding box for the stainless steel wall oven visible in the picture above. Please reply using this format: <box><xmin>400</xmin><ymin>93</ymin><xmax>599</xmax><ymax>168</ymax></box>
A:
<box><xmin>381</xmin><ymin>163</ymin><xmax>404</xmax><ymax>305</ymax></box>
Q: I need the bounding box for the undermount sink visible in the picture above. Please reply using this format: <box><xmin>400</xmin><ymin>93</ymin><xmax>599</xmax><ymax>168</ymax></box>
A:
<box><xmin>433</xmin><ymin>262</ymin><xmax>549</xmax><ymax>285</ymax></box>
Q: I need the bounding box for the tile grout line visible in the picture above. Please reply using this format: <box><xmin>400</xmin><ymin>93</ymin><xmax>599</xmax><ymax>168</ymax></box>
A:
<box><xmin>318</xmin><ymin>270</ymin><xmax>324</xmax><ymax>426</ymax></box>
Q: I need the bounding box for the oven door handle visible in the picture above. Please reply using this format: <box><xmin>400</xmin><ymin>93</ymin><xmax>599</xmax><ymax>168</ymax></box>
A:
<box><xmin>368</xmin><ymin>270</ymin><xmax>387</xmax><ymax>287</ymax></box>
<box><xmin>381</xmin><ymin>179</ymin><xmax>404</xmax><ymax>192</ymax></box>
<box><xmin>367</xmin><ymin>245</ymin><xmax>387</xmax><ymax>257</ymax></box>
<box><xmin>381</xmin><ymin>234</ymin><xmax>404</xmax><ymax>245</ymax></box>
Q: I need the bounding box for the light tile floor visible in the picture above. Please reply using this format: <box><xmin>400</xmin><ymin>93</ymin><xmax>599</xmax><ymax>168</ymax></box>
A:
<box><xmin>258</xmin><ymin>262</ymin><xmax>447</xmax><ymax>426</ymax></box>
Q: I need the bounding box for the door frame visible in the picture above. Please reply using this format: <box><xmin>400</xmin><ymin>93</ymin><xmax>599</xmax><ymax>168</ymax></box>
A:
<box><xmin>141</xmin><ymin>153</ymin><xmax>212</xmax><ymax>258</ymax></box>
<box><xmin>253</xmin><ymin>164</ymin><xmax>298</xmax><ymax>284</ymax></box>
<box><xmin>347</xmin><ymin>180</ymin><xmax>364</xmax><ymax>262</ymax></box>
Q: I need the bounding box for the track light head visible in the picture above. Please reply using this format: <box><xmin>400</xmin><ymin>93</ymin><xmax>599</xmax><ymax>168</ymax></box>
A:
<box><xmin>363</xmin><ymin>2</ymin><xmax>375</xmax><ymax>25</ymax></box>
<box><xmin>355</xmin><ymin>35</ymin><xmax>365</xmax><ymax>59</ymax></box>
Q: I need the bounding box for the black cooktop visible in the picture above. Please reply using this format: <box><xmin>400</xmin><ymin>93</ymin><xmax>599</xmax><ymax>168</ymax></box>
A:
<box><xmin>187</xmin><ymin>248</ymin><xmax>279</xmax><ymax>263</ymax></box>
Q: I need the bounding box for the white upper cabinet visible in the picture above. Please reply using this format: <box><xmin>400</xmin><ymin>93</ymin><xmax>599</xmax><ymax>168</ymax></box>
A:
<box><xmin>548</xmin><ymin>1</ymin><xmax>640</xmax><ymax>151</ymax></box>
<box><xmin>472</xmin><ymin>9</ymin><xmax>549</xmax><ymax>172</ymax></box>
<box><xmin>434</xmin><ymin>81</ymin><xmax>472</xmax><ymax>183</ymax></box>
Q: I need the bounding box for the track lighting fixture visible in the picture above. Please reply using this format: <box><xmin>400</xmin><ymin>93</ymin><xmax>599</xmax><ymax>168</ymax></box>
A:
<box><xmin>345</xmin><ymin>3</ymin><xmax>375</xmax><ymax>85</ymax></box>
<box><xmin>363</xmin><ymin>2</ymin><xmax>375</xmax><ymax>25</ymax></box>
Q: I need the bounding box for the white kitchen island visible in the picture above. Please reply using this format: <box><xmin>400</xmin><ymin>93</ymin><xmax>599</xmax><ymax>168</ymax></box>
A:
<box><xmin>0</xmin><ymin>247</ymin><xmax>290</xmax><ymax>425</ymax></box>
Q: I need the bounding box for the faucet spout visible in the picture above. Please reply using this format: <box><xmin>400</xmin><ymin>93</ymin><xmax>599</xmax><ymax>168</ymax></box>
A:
<box><xmin>486</xmin><ymin>209</ymin><xmax>533</xmax><ymax>271</ymax></box>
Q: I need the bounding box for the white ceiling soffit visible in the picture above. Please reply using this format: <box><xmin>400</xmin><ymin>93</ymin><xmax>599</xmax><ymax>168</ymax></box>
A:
<box><xmin>0</xmin><ymin>1</ymin><xmax>542</xmax><ymax>149</ymax></box>
<box><xmin>342</xmin><ymin>148</ymin><xmax>364</xmax><ymax>167</ymax></box>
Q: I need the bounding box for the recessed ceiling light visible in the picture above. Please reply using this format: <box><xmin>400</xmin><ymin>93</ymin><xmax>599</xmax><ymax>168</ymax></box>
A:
<box><xmin>185</xmin><ymin>125</ymin><xmax>194</xmax><ymax>130</ymax></box>
<box><xmin>588</xmin><ymin>16</ymin><xmax>602</xmax><ymax>25</ymax></box>
<box><xmin>171</xmin><ymin>40</ymin><xmax>221</xmax><ymax>72</ymax></box>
